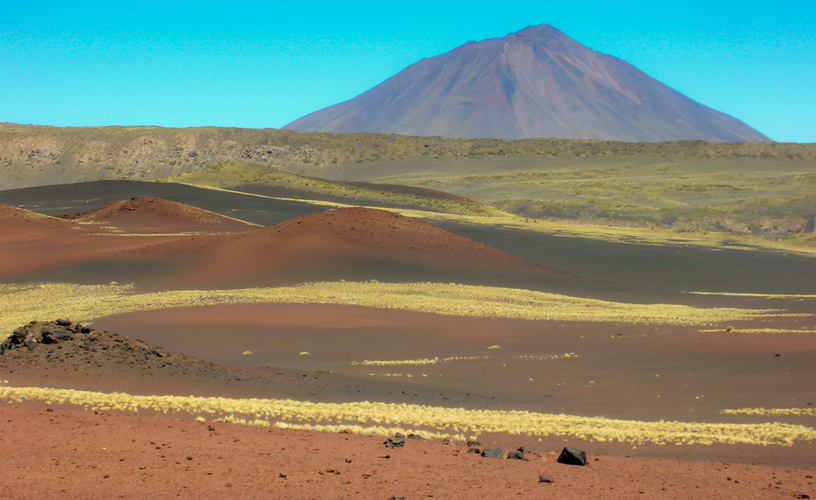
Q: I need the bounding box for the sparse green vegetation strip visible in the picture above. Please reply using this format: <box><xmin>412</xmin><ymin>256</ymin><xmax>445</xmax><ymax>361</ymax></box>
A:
<box><xmin>1</xmin><ymin>385</ymin><xmax>814</xmax><ymax>446</ymax></box>
<box><xmin>0</xmin><ymin>281</ymin><xmax>795</xmax><ymax>334</ymax></box>
<box><xmin>158</xmin><ymin>161</ymin><xmax>496</xmax><ymax>216</ymax></box>
<box><xmin>342</xmin><ymin>154</ymin><xmax>816</xmax><ymax>241</ymax></box>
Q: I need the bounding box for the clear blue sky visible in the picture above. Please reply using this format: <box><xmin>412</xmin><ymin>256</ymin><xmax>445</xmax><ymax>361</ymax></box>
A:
<box><xmin>2</xmin><ymin>0</ymin><xmax>814</xmax><ymax>142</ymax></box>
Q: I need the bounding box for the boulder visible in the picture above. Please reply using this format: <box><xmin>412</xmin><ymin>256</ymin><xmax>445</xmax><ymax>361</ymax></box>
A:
<box><xmin>384</xmin><ymin>433</ymin><xmax>405</xmax><ymax>448</ymax></box>
<box><xmin>481</xmin><ymin>447</ymin><xmax>503</xmax><ymax>459</ymax></box>
<box><xmin>557</xmin><ymin>447</ymin><xmax>587</xmax><ymax>466</ymax></box>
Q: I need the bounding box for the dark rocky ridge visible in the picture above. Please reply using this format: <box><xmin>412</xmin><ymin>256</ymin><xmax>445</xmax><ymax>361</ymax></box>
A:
<box><xmin>285</xmin><ymin>25</ymin><xmax>769</xmax><ymax>142</ymax></box>
<box><xmin>0</xmin><ymin>319</ymin><xmax>255</xmax><ymax>388</ymax></box>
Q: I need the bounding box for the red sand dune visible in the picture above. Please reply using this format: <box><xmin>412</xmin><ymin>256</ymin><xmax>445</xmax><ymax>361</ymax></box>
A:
<box><xmin>120</xmin><ymin>207</ymin><xmax>570</xmax><ymax>290</ymax></box>
<box><xmin>61</xmin><ymin>196</ymin><xmax>257</xmax><ymax>234</ymax></box>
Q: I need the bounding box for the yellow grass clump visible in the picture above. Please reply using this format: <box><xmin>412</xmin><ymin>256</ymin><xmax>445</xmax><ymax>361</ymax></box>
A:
<box><xmin>720</xmin><ymin>407</ymin><xmax>816</xmax><ymax>417</ymax></box>
<box><xmin>700</xmin><ymin>328</ymin><xmax>816</xmax><ymax>334</ymax></box>
<box><xmin>516</xmin><ymin>353</ymin><xmax>579</xmax><ymax>361</ymax></box>
<box><xmin>0</xmin><ymin>281</ymin><xmax>798</xmax><ymax>334</ymax></box>
<box><xmin>689</xmin><ymin>292</ymin><xmax>816</xmax><ymax>299</ymax></box>
<box><xmin>351</xmin><ymin>355</ymin><xmax>488</xmax><ymax>366</ymax></box>
<box><xmin>1</xmin><ymin>385</ymin><xmax>814</xmax><ymax>447</ymax></box>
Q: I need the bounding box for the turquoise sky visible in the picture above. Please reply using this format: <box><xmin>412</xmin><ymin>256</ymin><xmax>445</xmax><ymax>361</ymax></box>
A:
<box><xmin>2</xmin><ymin>1</ymin><xmax>814</xmax><ymax>142</ymax></box>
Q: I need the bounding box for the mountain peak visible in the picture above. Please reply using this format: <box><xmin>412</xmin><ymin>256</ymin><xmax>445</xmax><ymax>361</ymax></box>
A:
<box><xmin>513</xmin><ymin>24</ymin><xmax>562</xmax><ymax>39</ymax></box>
<box><xmin>284</xmin><ymin>26</ymin><xmax>769</xmax><ymax>142</ymax></box>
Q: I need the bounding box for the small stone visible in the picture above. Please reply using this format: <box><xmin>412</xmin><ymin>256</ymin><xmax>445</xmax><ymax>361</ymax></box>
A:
<box><xmin>384</xmin><ymin>434</ymin><xmax>405</xmax><ymax>448</ymax></box>
<box><xmin>538</xmin><ymin>474</ymin><xmax>554</xmax><ymax>483</ymax></box>
<box><xmin>507</xmin><ymin>449</ymin><xmax>525</xmax><ymax>460</ymax></box>
<box><xmin>388</xmin><ymin>494</ymin><xmax>407</xmax><ymax>500</ymax></box>
<box><xmin>794</xmin><ymin>493</ymin><xmax>810</xmax><ymax>499</ymax></box>
<box><xmin>467</xmin><ymin>439</ymin><xmax>481</xmax><ymax>447</ymax></box>
<box><xmin>481</xmin><ymin>447</ymin><xmax>503</xmax><ymax>459</ymax></box>
<box><xmin>467</xmin><ymin>447</ymin><xmax>481</xmax><ymax>454</ymax></box>
<box><xmin>279</xmin><ymin>472</ymin><xmax>287</xmax><ymax>478</ymax></box>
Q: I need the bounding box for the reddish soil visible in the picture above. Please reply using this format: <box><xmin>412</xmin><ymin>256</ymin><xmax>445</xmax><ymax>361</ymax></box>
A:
<box><xmin>0</xmin><ymin>198</ymin><xmax>255</xmax><ymax>282</ymax></box>
<box><xmin>1</xmin><ymin>405</ymin><xmax>813</xmax><ymax>500</ymax></box>
<box><xmin>59</xmin><ymin>196</ymin><xmax>257</xmax><ymax>234</ymax></box>
<box><xmin>1</xmin><ymin>197</ymin><xmax>815</xmax><ymax>498</ymax></box>
<box><xmin>0</xmin><ymin>203</ymin><xmax>73</xmax><ymax>231</ymax></box>
<box><xmin>94</xmin><ymin>206</ymin><xmax>576</xmax><ymax>291</ymax></box>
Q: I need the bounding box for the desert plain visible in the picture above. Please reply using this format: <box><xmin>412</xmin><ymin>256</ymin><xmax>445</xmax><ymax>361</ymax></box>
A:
<box><xmin>0</xmin><ymin>127</ymin><xmax>814</xmax><ymax>499</ymax></box>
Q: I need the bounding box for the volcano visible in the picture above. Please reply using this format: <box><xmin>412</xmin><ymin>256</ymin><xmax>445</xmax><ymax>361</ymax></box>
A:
<box><xmin>285</xmin><ymin>25</ymin><xmax>769</xmax><ymax>142</ymax></box>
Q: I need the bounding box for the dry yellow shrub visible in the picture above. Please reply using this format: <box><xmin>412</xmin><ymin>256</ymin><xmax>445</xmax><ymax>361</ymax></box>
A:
<box><xmin>1</xmin><ymin>385</ymin><xmax>814</xmax><ymax>447</ymax></box>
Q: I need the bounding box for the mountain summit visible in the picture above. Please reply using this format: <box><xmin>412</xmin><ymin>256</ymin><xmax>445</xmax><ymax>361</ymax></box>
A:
<box><xmin>284</xmin><ymin>25</ymin><xmax>769</xmax><ymax>142</ymax></box>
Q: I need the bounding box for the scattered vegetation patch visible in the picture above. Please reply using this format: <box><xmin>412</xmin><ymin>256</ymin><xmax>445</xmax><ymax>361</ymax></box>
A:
<box><xmin>720</xmin><ymin>407</ymin><xmax>816</xmax><ymax>417</ymax></box>
<box><xmin>158</xmin><ymin>161</ymin><xmax>494</xmax><ymax>216</ymax></box>
<box><xmin>0</xmin><ymin>281</ymin><xmax>799</xmax><ymax>334</ymax></box>
<box><xmin>1</xmin><ymin>385</ymin><xmax>814</xmax><ymax>446</ymax></box>
<box><xmin>516</xmin><ymin>353</ymin><xmax>579</xmax><ymax>361</ymax></box>
<box><xmin>351</xmin><ymin>356</ymin><xmax>488</xmax><ymax>366</ymax></box>
<box><xmin>700</xmin><ymin>328</ymin><xmax>816</xmax><ymax>334</ymax></box>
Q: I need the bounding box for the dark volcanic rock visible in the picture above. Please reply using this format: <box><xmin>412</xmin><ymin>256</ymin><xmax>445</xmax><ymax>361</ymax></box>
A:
<box><xmin>3</xmin><ymin>321</ymin><xmax>73</xmax><ymax>353</ymax></box>
<box><xmin>384</xmin><ymin>433</ymin><xmax>406</xmax><ymax>448</ymax></box>
<box><xmin>557</xmin><ymin>446</ymin><xmax>587</xmax><ymax>466</ymax></box>
<box><xmin>481</xmin><ymin>447</ymin><xmax>503</xmax><ymax>459</ymax></box>
<box><xmin>507</xmin><ymin>449</ymin><xmax>526</xmax><ymax>460</ymax></box>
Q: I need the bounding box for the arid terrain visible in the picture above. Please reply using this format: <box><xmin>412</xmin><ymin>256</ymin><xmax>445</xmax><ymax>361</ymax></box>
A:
<box><xmin>1</xmin><ymin>128</ymin><xmax>814</xmax><ymax>498</ymax></box>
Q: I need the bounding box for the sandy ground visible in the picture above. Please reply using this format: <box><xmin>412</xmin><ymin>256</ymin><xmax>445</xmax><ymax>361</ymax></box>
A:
<box><xmin>1</xmin><ymin>405</ymin><xmax>813</xmax><ymax>500</ymax></box>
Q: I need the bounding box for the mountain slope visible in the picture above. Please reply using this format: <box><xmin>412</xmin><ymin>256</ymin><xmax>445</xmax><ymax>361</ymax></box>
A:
<box><xmin>285</xmin><ymin>25</ymin><xmax>769</xmax><ymax>142</ymax></box>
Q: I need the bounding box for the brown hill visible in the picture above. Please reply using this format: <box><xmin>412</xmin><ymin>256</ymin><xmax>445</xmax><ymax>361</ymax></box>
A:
<box><xmin>118</xmin><ymin>207</ymin><xmax>570</xmax><ymax>290</ymax></box>
<box><xmin>285</xmin><ymin>25</ymin><xmax>769</xmax><ymax>142</ymax></box>
<box><xmin>0</xmin><ymin>203</ymin><xmax>75</xmax><ymax>231</ymax></box>
<box><xmin>62</xmin><ymin>196</ymin><xmax>257</xmax><ymax>234</ymax></box>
